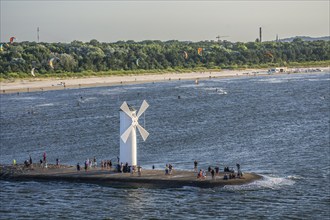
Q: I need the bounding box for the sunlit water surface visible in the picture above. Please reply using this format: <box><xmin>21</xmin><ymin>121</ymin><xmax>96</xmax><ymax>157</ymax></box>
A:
<box><xmin>1</xmin><ymin>72</ymin><xmax>329</xmax><ymax>219</ymax></box>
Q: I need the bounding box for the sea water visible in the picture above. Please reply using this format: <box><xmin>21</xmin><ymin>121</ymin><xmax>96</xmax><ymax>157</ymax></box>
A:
<box><xmin>0</xmin><ymin>72</ymin><xmax>329</xmax><ymax>219</ymax></box>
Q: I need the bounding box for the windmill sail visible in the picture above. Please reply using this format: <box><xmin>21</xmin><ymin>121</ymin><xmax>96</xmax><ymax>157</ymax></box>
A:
<box><xmin>120</xmin><ymin>100</ymin><xmax>149</xmax><ymax>143</ymax></box>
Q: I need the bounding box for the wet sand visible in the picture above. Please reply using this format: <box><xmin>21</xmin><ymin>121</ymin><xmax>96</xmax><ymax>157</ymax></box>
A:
<box><xmin>0</xmin><ymin>164</ymin><xmax>262</xmax><ymax>188</ymax></box>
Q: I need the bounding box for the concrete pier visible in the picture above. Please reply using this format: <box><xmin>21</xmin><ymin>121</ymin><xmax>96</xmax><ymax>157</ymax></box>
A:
<box><xmin>0</xmin><ymin>164</ymin><xmax>262</xmax><ymax>188</ymax></box>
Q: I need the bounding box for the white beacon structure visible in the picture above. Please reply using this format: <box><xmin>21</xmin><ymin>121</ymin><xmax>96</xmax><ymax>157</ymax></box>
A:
<box><xmin>119</xmin><ymin>100</ymin><xmax>149</xmax><ymax>166</ymax></box>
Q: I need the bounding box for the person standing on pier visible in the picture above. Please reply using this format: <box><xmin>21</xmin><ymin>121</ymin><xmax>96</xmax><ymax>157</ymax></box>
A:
<box><xmin>43</xmin><ymin>152</ymin><xmax>47</xmax><ymax>164</ymax></box>
<box><xmin>211</xmin><ymin>169</ymin><xmax>215</xmax><ymax>180</ymax></box>
<box><xmin>137</xmin><ymin>166</ymin><xmax>142</xmax><ymax>176</ymax></box>
<box><xmin>194</xmin><ymin>160</ymin><xmax>198</xmax><ymax>172</ymax></box>
<box><xmin>236</xmin><ymin>163</ymin><xmax>240</xmax><ymax>172</ymax></box>
<box><xmin>93</xmin><ymin>157</ymin><xmax>97</xmax><ymax>168</ymax></box>
<box><xmin>29</xmin><ymin>155</ymin><xmax>33</xmax><ymax>167</ymax></box>
<box><xmin>84</xmin><ymin>160</ymin><xmax>88</xmax><ymax>171</ymax></box>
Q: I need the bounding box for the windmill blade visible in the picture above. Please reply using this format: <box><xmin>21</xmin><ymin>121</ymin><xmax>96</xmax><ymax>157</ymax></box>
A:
<box><xmin>121</xmin><ymin>125</ymin><xmax>133</xmax><ymax>143</ymax></box>
<box><xmin>137</xmin><ymin>124</ymin><xmax>149</xmax><ymax>141</ymax></box>
<box><xmin>120</xmin><ymin>101</ymin><xmax>132</xmax><ymax>118</ymax></box>
<box><xmin>137</xmin><ymin>100</ymin><xmax>149</xmax><ymax>118</ymax></box>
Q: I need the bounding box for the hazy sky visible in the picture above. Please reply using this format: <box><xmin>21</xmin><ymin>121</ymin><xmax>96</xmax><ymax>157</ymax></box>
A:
<box><xmin>1</xmin><ymin>0</ymin><xmax>329</xmax><ymax>43</ymax></box>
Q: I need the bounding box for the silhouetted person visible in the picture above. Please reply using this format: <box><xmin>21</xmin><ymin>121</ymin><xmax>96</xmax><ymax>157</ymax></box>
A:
<box><xmin>194</xmin><ymin>160</ymin><xmax>198</xmax><ymax>172</ymax></box>
<box><xmin>211</xmin><ymin>169</ymin><xmax>215</xmax><ymax>180</ymax></box>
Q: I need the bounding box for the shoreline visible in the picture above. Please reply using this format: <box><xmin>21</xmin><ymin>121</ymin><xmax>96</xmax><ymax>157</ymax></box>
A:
<box><xmin>1</xmin><ymin>67</ymin><xmax>328</xmax><ymax>94</ymax></box>
<box><xmin>0</xmin><ymin>164</ymin><xmax>262</xmax><ymax>188</ymax></box>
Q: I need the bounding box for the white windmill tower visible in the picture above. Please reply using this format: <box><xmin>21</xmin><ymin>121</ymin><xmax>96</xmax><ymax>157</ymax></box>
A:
<box><xmin>120</xmin><ymin>100</ymin><xmax>149</xmax><ymax>166</ymax></box>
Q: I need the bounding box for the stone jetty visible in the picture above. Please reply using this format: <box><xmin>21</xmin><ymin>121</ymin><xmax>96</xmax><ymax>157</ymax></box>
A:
<box><xmin>0</xmin><ymin>164</ymin><xmax>262</xmax><ymax>188</ymax></box>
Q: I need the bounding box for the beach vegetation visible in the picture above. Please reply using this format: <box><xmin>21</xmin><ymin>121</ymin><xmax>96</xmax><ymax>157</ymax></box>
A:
<box><xmin>0</xmin><ymin>39</ymin><xmax>329</xmax><ymax>79</ymax></box>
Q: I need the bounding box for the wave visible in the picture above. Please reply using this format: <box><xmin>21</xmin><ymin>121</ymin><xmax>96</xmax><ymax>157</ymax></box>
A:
<box><xmin>287</xmin><ymin>175</ymin><xmax>304</xmax><ymax>180</ymax></box>
<box><xmin>223</xmin><ymin>174</ymin><xmax>296</xmax><ymax>191</ymax></box>
<box><xmin>257</xmin><ymin>78</ymin><xmax>289</xmax><ymax>84</ymax></box>
<box><xmin>176</xmin><ymin>84</ymin><xmax>203</xmax><ymax>89</ymax></box>
<box><xmin>125</xmin><ymin>86</ymin><xmax>148</xmax><ymax>90</ymax></box>
<box><xmin>216</xmin><ymin>88</ymin><xmax>227</xmax><ymax>95</ymax></box>
<box><xmin>35</xmin><ymin>103</ymin><xmax>55</xmax><ymax>107</ymax></box>
<box><xmin>81</xmin><ymin>97</ymin><xmax>97</xmax><ymax>102</ymax></box>
<box><xmin>307</xmin><ymin>78</ymin><xmax>330</xmax><ymax>82</ymax></box>
<box><xmin>202</xmin><ymin>87</ymin><xmax>228</xmax><ymax>95</ymax></box>
<box><xmin>9</xmin><ymin>96</ymin><xmax>43</xmax><ymax>101</ymax></box>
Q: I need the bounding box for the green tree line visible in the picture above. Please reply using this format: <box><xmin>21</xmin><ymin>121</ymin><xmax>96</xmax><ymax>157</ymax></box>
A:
<box><xmin>0</xmin><ymin>38</ymin><xmax>329</xmax><ymax>78</ymax></box>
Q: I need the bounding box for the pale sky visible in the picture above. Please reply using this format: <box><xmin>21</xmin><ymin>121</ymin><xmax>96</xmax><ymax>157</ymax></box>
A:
<box><xmin>1</xmin><ymin>0</ymin><xmax>329</xmax><ymax>43</ymax></box>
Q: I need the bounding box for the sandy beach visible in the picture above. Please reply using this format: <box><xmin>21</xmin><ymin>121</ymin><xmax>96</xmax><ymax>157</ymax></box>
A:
<box><xmin>1</xmin><ymin>68</ymin><xmax>328</xmax><ymax>94</ymax></box>
<box><xmin>0</xmin><ymin>69</ymin><xmax>266</xmax><ymax>94</ymax></box>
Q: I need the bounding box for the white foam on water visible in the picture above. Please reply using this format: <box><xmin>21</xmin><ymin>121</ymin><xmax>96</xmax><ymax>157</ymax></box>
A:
<box><xmin>176</xmin><ymin>82</ymin><xmax>206</xmax><ymax>89</ymax></box>
<box><xmin>257</xmin><ymin>78</ymin><xmax>289</xmax><ymax>84</ymax></box>
<box><xmin>9</xmin><ymin>96</ymin><xmax>42</xmax><ymax>101</ymax></box>
<box><xmin>307</xmin><ymin>78</ymin><xmax>330</xmax><ymax>82</ymax></box>
<box><xmin>202</xmin><ymin>87</ymin><xmax>228</xmax><ymax>95</ymax></box>
<box><xmin>125</xmin><ymin>86</ymin><xmax>147</xmax><ymax>90</ymax></box>
<box><xmin>35</xmin><ymin>103</ymin><xmax>55</xmax><ymax>107</ymax></box>
<box><xmin>216</xmin><ymin>88</ymin><xmax>227</xmax><ymax>95</ymax></box>
<box><xmin>287</xmin><ymin>175</ymin><xmax>304</xmax><ymax>180</ymax></box>
<box><xmin>82</xmin><ymin>97</ymin><xmax>97</xmax><ymax>102</ymax></box>
<box><xmin>223</xmin><ymin>174</ymin><xmax>295</xmax><ymax>191</ymax></box>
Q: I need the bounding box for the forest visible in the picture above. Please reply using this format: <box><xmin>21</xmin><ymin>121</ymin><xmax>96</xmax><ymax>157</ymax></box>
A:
<box><xmin>0</xmin><ymin>38</ymin><xmax>329</xmax><ymax>78</ymax></box>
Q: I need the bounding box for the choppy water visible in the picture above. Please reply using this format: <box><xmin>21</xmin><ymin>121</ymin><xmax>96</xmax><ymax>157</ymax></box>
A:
<box><xmin>1</xmin><ymin>72</ymin><xmax>329</xmax><ymax>219</ymax></box>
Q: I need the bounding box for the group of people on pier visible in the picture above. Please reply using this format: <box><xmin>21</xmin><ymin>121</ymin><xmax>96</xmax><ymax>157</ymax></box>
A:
<box><xmin>101</xmin><ymin>160</ymin><xmax>112</xmax><ymax>170</ymax></box>
<box><xmin>195</xmin><ymin>160</ymin><xmax>243</xmax><ymax>180</ymax></box>
<box><xmin>22</xmin><ymin>152</ymin><xmax>49</xmax><ymax>168</ymax></box>
<box><xmin>165</xmin><ymin>164</ymin><xmax>173</xmax><ymax>175</ymax></box>
<box><xmin>18</xmin><ymin>153</ymin><xmax>243</xmax><ymax>181</ymax></box>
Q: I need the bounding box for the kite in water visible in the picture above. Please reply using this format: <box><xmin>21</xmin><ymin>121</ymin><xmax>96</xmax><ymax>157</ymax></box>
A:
<box><xmin>136</xmin><ymin>58</ymin><xmax>140</xmax><ymax>67</ymax></box>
